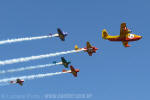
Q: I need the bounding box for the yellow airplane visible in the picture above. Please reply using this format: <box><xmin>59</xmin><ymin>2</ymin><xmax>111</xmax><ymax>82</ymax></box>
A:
<box><xmin>102</xmin><ymin>23</ymin><xmax>142</xmax><ymax>47</ymax></box>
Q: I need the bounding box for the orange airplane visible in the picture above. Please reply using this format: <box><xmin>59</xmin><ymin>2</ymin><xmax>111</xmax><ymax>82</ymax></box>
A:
<box><xmin>63</xmin><ymin>65</ymin><xmax>79</xmax><ymax>77</ymax></box>
<box><xmin>102</xmin><ymin>23</ymin><xmax>142</xmax><ymax>47</ymax></box>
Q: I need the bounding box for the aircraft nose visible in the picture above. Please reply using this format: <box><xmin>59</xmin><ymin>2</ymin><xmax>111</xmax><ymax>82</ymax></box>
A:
<box><xmin>136</xmin><ymin>35</ymin><xmax>142</xmax><ymax>40</ymax></box>
<box><xmin>139</xmin><ymin>36</ymin><xmax>142</xmax><ymax>39</ymax></box>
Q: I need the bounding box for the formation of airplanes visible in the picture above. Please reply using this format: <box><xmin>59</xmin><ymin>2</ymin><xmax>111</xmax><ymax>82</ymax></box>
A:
<box><xmin>10</xmin><ymin>65</ymin><xmax>79</xmax><ymax>86</ymax></box>
<box><xmin>9</xmin><ymin>22</ymin><xmax>142</xmax><ymax>86</ymax></box>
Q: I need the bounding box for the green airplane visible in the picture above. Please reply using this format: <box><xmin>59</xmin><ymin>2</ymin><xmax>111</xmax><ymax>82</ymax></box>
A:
<box><xmin>61</xmin><ymin>57</ymin><xmax>71</xmax><ymax>68</ymax></box>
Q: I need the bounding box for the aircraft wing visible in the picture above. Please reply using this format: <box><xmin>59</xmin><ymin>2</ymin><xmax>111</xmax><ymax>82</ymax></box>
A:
<box><xmin>122</xmin><ymin>41</ymin><xmax>130</xmax><ymax>47</ymax></box>
<box><xmin>57</xmin><ymin>28</ymin><xmax>63</xmax><ymax>34</ymax></box>
<box><xmin>59</xmin><ymin>35</ymin><xmax>65</xmax><ymax>41</ymax></box>
<box><xmin>88</xmin><ymin>52</ymin><xmax>93</xmax><ymax>56</ymax></box>
<box><xmin>16</xmin><ymin>79</ymin><xmax>21</xmax><ymax>82</ymax></box>
<box><xmin>19</xmin><ymin>82</ymin><xmax>23</xmax><ymax>86</ymax></box>
<box><xmin>120</xmin><ymin>23</ymin><xmax>128</xmax><ymax>38</ymax></box>
<box><xmin>86</xmin><ymin>41</ymin><xmax>92</xmax><ymax>49</ymax></box>
<box><xmin>57</xmin><ymin>28</ymin><xmax>65</xmax><ymax>41</ymax></box>
<box><xmin>72</xmin><ymin>71</ymin><xmax>77</xmax><ymax>77</ymax></box>
<box><xmin>61</xmin><ymin>57</ymin><xmax>66</xmax><ymax>63</ymax></box>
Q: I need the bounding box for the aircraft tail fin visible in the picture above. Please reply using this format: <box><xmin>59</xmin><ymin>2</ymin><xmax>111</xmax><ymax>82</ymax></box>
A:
<box><xmin>102</xmin><ymin>29</ymin><xmax>109</xmax><ymax>39</ymax></box>
<box><xmin>75</xmin><ymin>45</ymin><xmax>79</xmax><ymax>50</ymax></box>
<box><xmin>10</xmin><ymin>81</ymin><xmax>15</xmax><ymax>83</ymax></box>
<box><xmin>62</xmin><ymin>69</ymin><xmax>67</xmax><ymax>72</ymax></box>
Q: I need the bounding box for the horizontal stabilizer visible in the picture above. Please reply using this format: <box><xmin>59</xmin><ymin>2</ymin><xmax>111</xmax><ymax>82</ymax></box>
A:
<box><xmin>62</xmin><ymin>69</ymin><xmax>67</xmax><ymax>72</ymax></box>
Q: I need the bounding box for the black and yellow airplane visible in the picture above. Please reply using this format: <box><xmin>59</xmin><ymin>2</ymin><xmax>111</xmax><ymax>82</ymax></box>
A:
<box><xmin>57</xmin><ymin>28</ymin><xmax>68</xmax><ymax>41</ymax></box>
<box><xmin>49</xmin><ymin>28</ymin><xmax>68</xmax><ymax>41</ymax></box>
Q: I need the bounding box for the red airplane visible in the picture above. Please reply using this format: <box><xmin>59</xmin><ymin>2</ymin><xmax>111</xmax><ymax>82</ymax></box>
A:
<box><xmin>10</xmin><ymin>79</ymin><xmax>24</xmax><ymax>86</ymax></box>
<box><xmin>63</xmin><ymin>65</ymin><xmax>79</xmax><ymax>77</ymax></box>
<box><xmin>75</xmin><ymin>41</ymin><xmax>98</xmax><ymax>56</ymax></box>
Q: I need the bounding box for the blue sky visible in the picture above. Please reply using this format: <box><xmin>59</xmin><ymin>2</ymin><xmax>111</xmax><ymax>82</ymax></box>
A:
<box><xmin>0</xmin><ymin>0</ymin><xmax>149</xmax><ymax>100</ymax></box>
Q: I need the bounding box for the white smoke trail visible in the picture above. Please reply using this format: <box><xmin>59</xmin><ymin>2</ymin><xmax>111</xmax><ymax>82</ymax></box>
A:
<box><xmin>0</xmin><ymin>71</ymin><xmax>71</xmax><ymax>83</ymax></box>
<box><xmin>0</xmin><ymin>34</ymin><xmax>58</xmax><ymax>45</ymax></box>
<box><xmin>0</xmin><ymin>62</ymin><xmax>62</xmax><ymax>74</ymax></box>
<box><xmin>0</xmin><ymin>49</ymin><xmax>84</xmax><ymax>66</ymax></box>
<box><xmin>0</xmin><ymin>82</ymin><xmax>9</xmax><ymax>87</ymax></box>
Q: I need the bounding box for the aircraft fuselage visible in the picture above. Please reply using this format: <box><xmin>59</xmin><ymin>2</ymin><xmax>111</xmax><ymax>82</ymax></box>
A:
<box><xmin>107</xmin><ymin>34</ymin><xmax>142</xmax><ymax>42</ymax></box>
